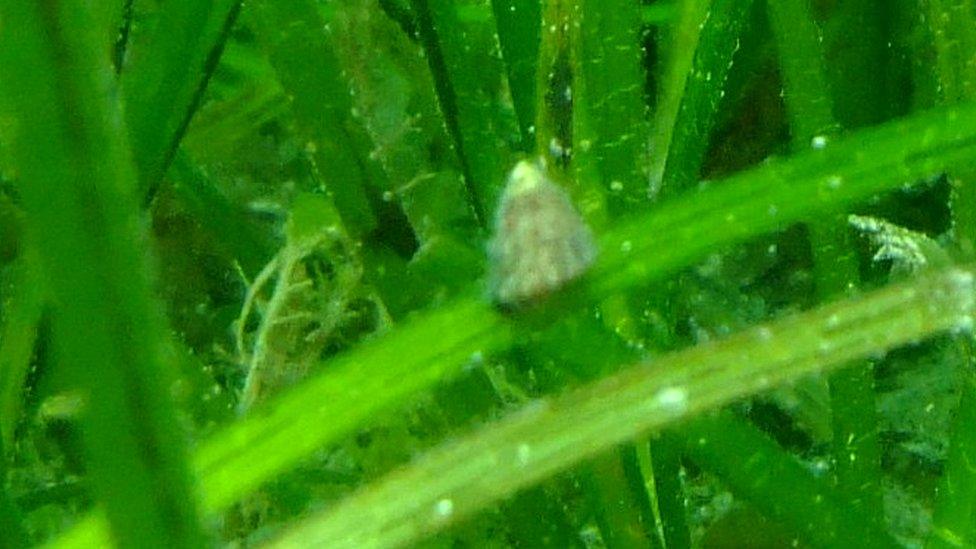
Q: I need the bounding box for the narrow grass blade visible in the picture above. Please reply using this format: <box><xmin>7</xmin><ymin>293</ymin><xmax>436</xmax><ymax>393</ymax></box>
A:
<box><xmin>0</xmin><ymin>255</ymin><xmax>45</xmax><ymax>453</ymax></box>
<box><xmin>410</xmin><ymin>0</ymin><xmax>519</xmax><ymax>222</ymax></box>
<box><xmin>820</xmin><ymin>1</ymin><xmax>895</xmax><ymax>127</ymax></box>
<box><xmin>122</xmin><ymin>0</ymin><xmax>242</xmax><ymax>199</ymax></box>
<box><xmin>0</xmin><ymin>2</ymin><xmax>205</xmax><ymax>547</ymax></box>
<box><xmin>926</xmin><ymin>0</ymin><xmax>976</xmax><ymax>256</ymax></box>
<box><xmin>766</xmin><ymin>0</ymin><xmax>835</xmax><ymax>143</ymax></box>
<box><xmin>646</xmin><ymin>437</ymin><xmax>691</xmax><ymax>549</ymax></box>
<box><xmin>245</xmin><ymin>0</ymin><xmax>379</xmax><ymax>237</ymax></box>
<box><xmin>768</xmin><ymin>0</ymin><xmax>884</xmax><ymax>532</ymax></box>
<box><xmin>168</xmin><ymin>151</ymin><xmax>276</xmax><ymax>276</ymax></box>
<box><xmin>269</xmin><ymin>266</ymin><xmax>973</xmax><ymax>548</ymax></box>
<box><xmin>491</xmin><ymin>0</ymin><xmax>541</xmax><ymax>148</ymax></box>
<box><xmin>647</xmin><ymin>0</ymin><xmax>709</xmax><ymax>199</ymax></box>
<box><xmin>924</xmin><ymin>2</ymin><xmax>976</xmax><ymax>546</ymax></box>
<box><xmin>581</xmin><ymin>450</ymin><xmax>656</xmax><ymax>548</ymax></box>
<box><xmin>659</xmin><ymin>0</ymin><xmax>755</xmax><ymax>199</ymax></box>
<box><xmin>673</xmin><ymin>411</ymin><xmax>896</xmax><ymax>548</ymax></box>
<box><xmin>572</xmin><ymin>0</ymin><xmax>649</xmax><ymax>208</ymax></box>
<box><xmin>593</xmin><ymin>102</ymin><xmax>976</xmax><ymax>298</ymax></box>
<box><xmin>326</xmin><ymin>1</ymin><xmax>482</xmax><ymax>249</ymax></box>
<box><xmin>568</xmin><ymin>1</ymin><xmax>660</xmax><ymax>542</ymax></box>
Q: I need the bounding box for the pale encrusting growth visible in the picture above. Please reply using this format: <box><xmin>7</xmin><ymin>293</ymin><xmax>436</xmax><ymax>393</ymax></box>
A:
<box><xmin>489</xmin><ymin>159</ymin><xmax>597</xmax><ymax>305</ymax></box>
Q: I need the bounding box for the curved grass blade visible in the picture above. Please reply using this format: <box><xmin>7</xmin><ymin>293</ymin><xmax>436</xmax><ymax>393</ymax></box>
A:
<box><xmin>269</xmin><ymin>266</ymin><xmax>972</xmax><ymax>548</ymax></box>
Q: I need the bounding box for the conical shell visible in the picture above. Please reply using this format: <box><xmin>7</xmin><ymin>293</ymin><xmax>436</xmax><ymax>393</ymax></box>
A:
<box><xmin>488</xmin><ymin>160</ymin><xmax>597</xmax><ymax>305</ymax></box>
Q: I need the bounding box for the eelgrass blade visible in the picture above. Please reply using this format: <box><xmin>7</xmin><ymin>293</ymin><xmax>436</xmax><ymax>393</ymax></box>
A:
<box><xmin>573</xmin><ymin>0</ymin><xmax>649</xmax><ymax>208</ymax></box>
<box><xmin>660</xmin><ymin>0</ymin><xmax>754</xmax><ymax>199</ymax></box>
<box><xmin>593</xmin><ymin>103</ymin><xmax>976</xmax><ymax>298</ymax></box>
<box><xmin>820</xmin><ymin>1</ymin><xmax>895</xmax><ymax>128</ymax></box>
<box><xmin>924</xmin><ymin>1</ymin><xmax>976</xmax><ymax>546</ymax></box>
<box><xmin>410</xmin><ymin>0</ymin><xmax>519</xmax><ymax>223</ymax></box>
<box><xmin>245</xmin><ymin>0</ymin><xmax>379</xmax><ymax>238</ymax></box>
<box><xmin>647</xmin><ymin>0</ymin><xmax>709</xmax><ymax>198</ymax></box>
<box><xmin>0</xmin><ymin>1</ymin><xmax>205</xmax><ymax>547</ymax></box>
<box><xmin>927</xmin><ymin>0</ymin><xmax>976</xmax><ymax>256</ymax></box>
<box><xmin>491</xmin><ymin>0</ymin><xmax>541</xmax><ymax>149</ymax></box>
<box><xmin>0</xmin><ymin>255</ymin><xmax>45</xmax><ymax>453</ymax></box>
<box><xmin>768</xmin><ymin>0</ymin><xmax>884</xmax><ymax>532</ymax></box>
<box><xmin>326</xmin><ymin>0</ymin><xmax>482</xmax><ymax>251</ymax></box>
<box><xmin>121</xmin><ymin>0</ymin><xmax>242</xmax><ymax>200</ymax></box>
<box><xmin>269</xmin><ymin>266</ymin><xmax>972</xmax><ymax>548</ymax></box>
<box><xmin>567</xmin><ymin>1</ymin><xmax>659</xmax><ymax>542</ymax></box>
<box><xmin>673</xmin><ymin>412</ymin><xmax>895</xmax><ymax>548</ymax></box>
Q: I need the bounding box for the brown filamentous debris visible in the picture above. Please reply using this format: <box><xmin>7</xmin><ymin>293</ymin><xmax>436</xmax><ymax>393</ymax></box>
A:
<box><xmin>488</xmin><ymin>159</ymin><xmax>597</xmax><ymax>306</ymax></box>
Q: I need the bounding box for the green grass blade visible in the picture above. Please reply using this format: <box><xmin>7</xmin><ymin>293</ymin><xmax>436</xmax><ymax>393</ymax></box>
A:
<box><xmin>661</xmin><ymin>0</ymin><xmax>754</xmax><ymax>198</ymax></box>
<box><xmin>768</xmin><ymin>0</ymin><xmax>884</xmax><ymax>532</ymax></box>
<box><xmin>927</xmin><ymin>0</ymin><xmax>976</xmax><ymax>256</ymax></box>
<box><xmin>924</xmin><ymin>2</ymin><xmax>976</xmax><ymax>546</ymax></box>
<box><xmin>646</xmin><ymin>438</ymin><xmax>691</xmax><ymax>549</ymax></box>
<box><xmin>327</xmin><ymin>0</ymin><xmax>481</xmax><ymax>248</ymax></box>
<box><xmin>573</xmin><ymin>0</ymin><xmax>649</xmax><ymax>208</ymax></box>
<box><xmin>121</xmin><ymin>0</ymin><xmax>241</xmax><ymax>199</ymax></box>
<box><xmin>0</xmin><ymin>255</ymin><xmax>45</xmax><ymax>453</ymax></box>
<box><xmin>569</xmin><ymin>2</ymin><xmax>660</xmax><ymax>543</ymax></box>
<box><xmin>245</xmin><ymin>0</ymin><xmax>379</xmax><ymax>238</ymax></box>
<box><xmin>167</xmin><ymin>151</ymin><xmax>276</xmax><ymax>276</ymax></box>
<box><xmin>410</xmin><ymin>0</ymin><xmax>518</xmax><ymax>222</ymax></box>
<box><xmin>766</xmin><ymin>0</ymin><xmax>835</xmax><ymax>142</ymax></box>
<box><xmin>650</xmin><ymin>0</ymin><xmax>755</xmax><ymax>199</ymax></box>
<box><xmin>928</xmin><ymin>0</ymin><xmax>976</xmax><ymax>105</ymax></box>
<box><xmin>674</xmin><ymin>411</ymin><xmax>896</xmax><ymax>548</ymax></box>
<box><xmin>0</xmin><ymin>2</ymin><xmax>205</xmax><ymax>547</ymax></box>
<box><xmin>647</xmin><ymin>0</ymin><xmax>708</xmax><ymax>199</ymax></box>
<box><xmin>593</xmin><ymin>102</ymin><xmax>976</xmax><ymax>298</ymax></box>
<box><xmin>49</xmin><ymin>100</ymin><xmax>976</xmax><ymax>547</ymax></box>
<box><xmin>491</xmin><ymin>0</ymin><xmax>541</xmax><ymax>148</ymax></box>
<box><xmin>268</xmin><ymin>266</ymin><xmax>973</xmax><ymax>548</ymax></box>
<box><xmin>820</xmin><ymin>1</ymin><xmax>895</xmax><ymax>127</ymax></box>
<box><xmin>581</xmin><ymin>451</ymin><xmax>656</xmax><ymax>548</ymax></box>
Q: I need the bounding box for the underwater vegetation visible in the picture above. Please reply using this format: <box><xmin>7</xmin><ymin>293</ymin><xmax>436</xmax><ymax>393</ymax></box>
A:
<box><xmin>2</xmin><ymin>0</ymin><xmax>976</xmax><ymax>547</ymax></box>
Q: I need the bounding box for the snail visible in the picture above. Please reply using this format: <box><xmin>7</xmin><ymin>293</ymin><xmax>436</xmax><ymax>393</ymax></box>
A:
<box><xmin>488</xmin><ymin>159</ymin><xmax>597</xmax><ymax>306</ymax></box>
